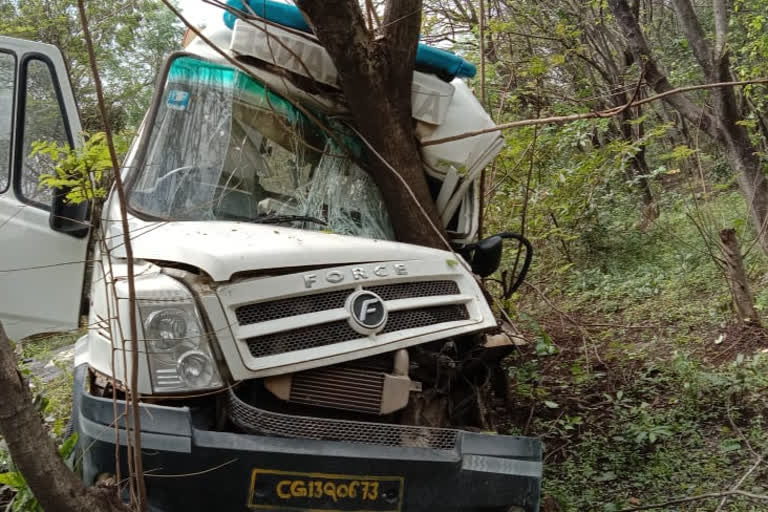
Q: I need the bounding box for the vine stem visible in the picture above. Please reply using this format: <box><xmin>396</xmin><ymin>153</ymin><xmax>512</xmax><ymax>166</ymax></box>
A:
<box><xmin>76</xmin><ymin>0</ymin><xmax>146</xmax><ymax>509</ymax></box>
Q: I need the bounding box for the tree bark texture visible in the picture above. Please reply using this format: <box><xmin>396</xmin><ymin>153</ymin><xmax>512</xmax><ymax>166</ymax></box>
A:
<box><xmin>718</xmin><ymin>229</ymin><xmax>760</xmax><ymax>325</ymax></box>
<box><xmin>0</xmin><ymin>322</ymin><xmax>126</xmax><ymax>512</ymax></box>
<box><xmin>295</xmin><ymin>0</ymin><xmax>446</xmax><ymax>249</ymax></box>
<box><xmin>618</xmin><ymin>103</ymin><xmax>657</xmax><ymax>224</ymax></box>
<box><xmin>608</xmin><ymin>0</ymin><xmax>768</xmax><ymax>256</ymax></box>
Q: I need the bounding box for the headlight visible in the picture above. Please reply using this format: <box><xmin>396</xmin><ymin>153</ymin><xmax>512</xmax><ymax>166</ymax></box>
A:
<box><xmin>136</xmin><ymin>275</ymin><xmax>223</xmax><ymax>393</ymax></box>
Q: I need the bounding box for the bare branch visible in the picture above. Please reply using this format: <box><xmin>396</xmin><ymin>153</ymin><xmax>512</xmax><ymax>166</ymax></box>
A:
<box><xmin>423</xmin><ymin>77</ymin><xmax>768</xmax><ymax>146</ymax></box>
<box><xmin>715</xmin><ymin>455</ymin><xmax>764</xmax><ymax>512</ymax></box>
<box><xmin>618</xmin><ymin>489</ymin><xmax>768</xmax><ymax>512</ymax></box>
<box><xmin>76</xmin><ymin>0</ymin><xmax>146</xmax><ymax>507</ymax></box>
<box><xmin>608</xmin><ymin>0</ymin><xmax>717</xmax><ymax>137</ymax></box>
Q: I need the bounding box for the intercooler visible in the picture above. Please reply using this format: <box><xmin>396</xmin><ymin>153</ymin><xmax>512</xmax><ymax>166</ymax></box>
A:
<box><xmin>265</xmin><ymin>350</ymin><xmax>419</xmax><ymax>415</ymax></box>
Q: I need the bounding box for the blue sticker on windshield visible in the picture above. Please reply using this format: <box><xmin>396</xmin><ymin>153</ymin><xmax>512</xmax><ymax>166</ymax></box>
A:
<box><xmin>167</xmin><ymin>90</ymin><xmax>190</xmax><ymax>111</ymax></box>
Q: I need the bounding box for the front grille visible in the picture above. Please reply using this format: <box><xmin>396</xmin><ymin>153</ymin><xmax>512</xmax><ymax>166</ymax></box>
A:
<box><xmin>367</xmin><ymin>281</ymin><xmax>460</xmax><ymax>301</ymax></box>
<box><xmin>290</xmin><ymin>366</ymin><xmax>386</xmax><ymax>414</ymax></box>
<box><xmin>246</xmin><ymin>304</ymin><xmax>469</xmax><ymax>358</ymax></box>
<box><xmin>236</xmin><ymin>290</ymin><xmax>349</xmax><ymax>326</ymax></box>
<box><xmin>247</xmin><ymin>320</ymin><xmax>358</xmax><ymax>358</ymax></box>
<box><xmin>228</xmin><ymin>388</ymin><xmax>459</xmax><ymax>450</ymax></box>
<box><xmin>235</xmin><ymin>280</ymin><xmax>460</xmax><ymax>326</ymax></box>
<box><xmin>381</xmin><ymin>304</ymin><xmax>468</xmax><ymax>334</ymax></box>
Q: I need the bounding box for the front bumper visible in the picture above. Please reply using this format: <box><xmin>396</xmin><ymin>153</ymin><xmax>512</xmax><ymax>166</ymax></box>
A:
<box><xmin>72</xmin><ymin>365</ymin><xmax>542</xmax><ymax>512</ymax></box>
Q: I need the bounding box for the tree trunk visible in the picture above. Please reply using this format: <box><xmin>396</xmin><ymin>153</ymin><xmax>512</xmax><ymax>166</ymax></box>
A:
<box><xmin>718</xmin><ymin>229</ymin><xmax>760</xmax><ymax>325</ymax></box>
<box><xmin>608</xmin><ymin>0</ymin><xmax>768</xmax><ymax>256</ymax></box>
<box><xmin>295</xmin><ymin>0</ymin><xmax>446</xmax><ymax>249</ymax></box>
<box><xmin>0</xmin><ymin>322</ymin><xmax>126</xmax><ymax>512</ymax></box>
<box><xmin>618</xmin><ymin>105</ymin><xmax>657</xmax><ymax>225</ymax></box>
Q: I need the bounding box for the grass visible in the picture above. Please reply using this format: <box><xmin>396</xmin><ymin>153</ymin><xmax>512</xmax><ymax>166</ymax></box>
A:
<box><xmin>520</xmin><ymin>352</ymin><xmax>768</xmax><ymax>511</ymax></box>
<box><xmin>502</xmin><ymin>189</ymin><xmax>768</xmax><ymax>511</ymax></box>
<box><xmin>1</xmin><ymin>334</ymin><xmax>75</xmax><ymax>511</ymax></box>
<box><xmin>20</xmin><ymin>330</ymin><xmax>79</xmax><ymax>438</ymax></box>
<box><xmin>20</xmin><ymin>331</ymin><xmax>80</xmax><ymax>361</ymax></box>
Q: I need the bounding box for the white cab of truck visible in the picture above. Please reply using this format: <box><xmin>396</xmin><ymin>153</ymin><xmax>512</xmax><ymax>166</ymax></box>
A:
<box><xmin>0</xmin><ymin>32</ymin><xmax>541</xmax><ymax>512</ymax></box>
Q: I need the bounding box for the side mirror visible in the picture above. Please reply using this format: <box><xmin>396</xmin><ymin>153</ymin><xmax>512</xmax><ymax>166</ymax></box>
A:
<box><xmin>50</xmin><ymin>189</ymin><xmax>90</xmax><ymax>238</ymax></box>
<box><xmin>464</xmin><ymin>232</ymin><xmax>534</xmax><ymax>297</ymax></box>
<box><xmin>468</xmin><ymin>235</ymin><xmax>504</xmax><ymax>277</ymax></box>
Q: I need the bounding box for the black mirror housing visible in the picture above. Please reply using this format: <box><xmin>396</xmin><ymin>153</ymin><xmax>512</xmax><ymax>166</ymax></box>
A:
<box><xmin>463</xmin><ymin>232</ymin><xmax>534</xmax><ymax>298</ymax></box>
<box><xmin>50</xmin><ymin>190</ymin><xmax>90</xmax><ymax>238</ymax></box>
<box><xmin>469</xmin><ymin>235</ymin><xmax>504</xmax><ymax>277</ymax></box>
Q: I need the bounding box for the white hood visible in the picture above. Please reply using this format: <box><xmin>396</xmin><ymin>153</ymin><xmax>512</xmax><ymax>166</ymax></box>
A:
<box><xmin>106</xmin><ymin>215</ymin><xmax>450</xmax><ymax>281</ymax></box>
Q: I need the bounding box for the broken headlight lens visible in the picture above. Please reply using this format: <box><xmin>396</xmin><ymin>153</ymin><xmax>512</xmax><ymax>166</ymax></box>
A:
<box><xmin>136</xmin><ymin>276</ymin><xmax>223</xmax><ymax>393</ymax></box>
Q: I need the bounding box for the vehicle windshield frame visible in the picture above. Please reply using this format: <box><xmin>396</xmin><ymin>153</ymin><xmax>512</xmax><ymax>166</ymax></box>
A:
<box><xmin>125</xmin><ymin>52</ymin><xmax>393</xmax><ymax>240</ymax></box>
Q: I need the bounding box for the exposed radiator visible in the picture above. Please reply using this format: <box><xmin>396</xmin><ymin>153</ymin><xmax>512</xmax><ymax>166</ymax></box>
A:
<box><xmin>265</xmin><ymin>350</ymin><xmax>418</xmax><ymax>415</ymax></box>
<box><xmin>290</xmin><ymin>366</ymin><xmax>386</xmax><ymax>414</ymax></box>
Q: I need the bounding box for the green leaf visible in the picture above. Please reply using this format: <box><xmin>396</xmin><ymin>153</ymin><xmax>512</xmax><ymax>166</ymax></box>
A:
<box><xmin>0</xmin><ymin>471</ymin><xmax>25</xmax><ymax>489</ymax></box>
<box><xmin>719</xmin><ymin>439</ymin><xmax>742</xmax><ymax>453</ymax></box>
<box><xmin>594</xmin><ymin>471</ymin><xmax>617</xmax><ymax>482</ymax></box>
<box><xmin>58</xmin><ymin>433</ymin><xmax>79</xmax><ymax>458</ymax></box>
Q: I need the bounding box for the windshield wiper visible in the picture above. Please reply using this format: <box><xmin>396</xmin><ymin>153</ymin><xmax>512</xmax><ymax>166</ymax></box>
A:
<box><xmin>253</xmin><ymin>214</ymin><xmax>328</xmax><ymax>226</ymax></box>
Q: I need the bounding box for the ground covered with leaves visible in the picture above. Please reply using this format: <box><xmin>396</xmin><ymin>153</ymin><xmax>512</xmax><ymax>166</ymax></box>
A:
<box><xmin>497</xmin><ymin>190</ymin><xmax>768</xmax><ymax>511</ymax></box>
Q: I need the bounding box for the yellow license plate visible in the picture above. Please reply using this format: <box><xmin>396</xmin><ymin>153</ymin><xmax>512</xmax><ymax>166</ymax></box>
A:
<box><xmin>247</xmin><ymin>468</ymin><xmax>404</xmax><ymax>511</ymax></box>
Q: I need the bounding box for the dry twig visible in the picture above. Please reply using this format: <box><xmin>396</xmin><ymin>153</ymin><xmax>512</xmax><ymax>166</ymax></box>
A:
<box><xmin>76</xmin><ymin>0</ymin><xmax>146</xmax><ymax>508</ymax></box>
<box><xmin>618</xmin><ymin>489</ymin><xmax>768</xmax><ymax>511</ymax></box>
<box><xmin>422</xmin><ymin>78</ymin><xmax>768</xmax><ymax>146</ymax></box>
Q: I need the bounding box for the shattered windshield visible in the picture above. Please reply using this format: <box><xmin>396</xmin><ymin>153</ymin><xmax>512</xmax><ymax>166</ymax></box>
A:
<box><xmin>129</xmin><ymin>56</ymin><xmax>395</xmax><ymax>241</ymax></box>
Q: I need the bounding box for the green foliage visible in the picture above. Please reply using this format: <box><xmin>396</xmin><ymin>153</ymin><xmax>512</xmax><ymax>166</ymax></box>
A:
<box><xmin>35</xmin><ymin>132</ymin><xmax>130</xmax><ymax>204</ymax></box>
<box><xmin>0</xmin><ymin>0</ymin><xmax>182</xmax><ymax>130</ymax></box>
<box><xmin>536</xmin><ymin>350</ymin><xmax>768</xmax><ymax>511</ymax></box>
<box><xmin>1</xmin><ymin>332</ymin><xmax>78</xmax><ymax>511</ymax></box>
<box><xmin>0</xmin><ymin>434</ymin><xmax>78</xmax><ymax>512</ymax></box>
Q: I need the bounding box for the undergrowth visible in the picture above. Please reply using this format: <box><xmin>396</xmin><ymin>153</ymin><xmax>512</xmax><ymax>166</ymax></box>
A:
<box><xmin>500</xmin><ymin>189</ymin><xmax>768</xmax><ymax>511</ymax></box>
<box><xmin>0</xmin><ymin>338</ymin><xmax>75</xmax><ymax>511</ymax></box>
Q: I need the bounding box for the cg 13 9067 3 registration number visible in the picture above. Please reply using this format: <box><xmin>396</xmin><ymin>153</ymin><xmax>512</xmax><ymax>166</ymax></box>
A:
<box><xmin>247</xmin><ymin>469</ymin><xmax>404</xmax><ymax>511</ymax></box>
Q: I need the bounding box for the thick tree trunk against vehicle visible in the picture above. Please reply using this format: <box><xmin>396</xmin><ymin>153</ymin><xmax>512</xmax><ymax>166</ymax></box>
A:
<box><xmin>608</xmin><ymin>0</ymin><xmax>768</xmax><ymax>255</ymax></box>
<box><xmin>0</xmin><ymin>322</ymin><xmax>126</xmax><ymax>512</ymax></box>
<box><xmin>718</xmin><ymin>229</ymin><xmax>760</xmax><ymax>325</ymax></box>
<box><xmin>295</xmin><ymin>0</ymin><xmax>446</xmax><ymax>249</ymax></box>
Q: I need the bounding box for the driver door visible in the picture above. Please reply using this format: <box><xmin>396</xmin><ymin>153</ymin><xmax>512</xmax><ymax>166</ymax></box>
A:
<box><xmin>0</xmin><ymin>36</ymin><xmax>88</xmax><ymax>340</ymax></box>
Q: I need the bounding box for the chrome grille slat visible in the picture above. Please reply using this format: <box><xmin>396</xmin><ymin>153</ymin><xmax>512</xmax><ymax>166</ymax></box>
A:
<box><xmin>228</xmin><ymin>388</ymin><xmax>459</xmax><ymax>449</ymax></box>
<box><xmin>235</xmin><ymin>280</ymin><xmax>460</xmax><ymax>326</ymax></box>
<box><xmin>246</xmin><ymin>305</ymin><xmax>469</xmax><ymax>358</ymax></box>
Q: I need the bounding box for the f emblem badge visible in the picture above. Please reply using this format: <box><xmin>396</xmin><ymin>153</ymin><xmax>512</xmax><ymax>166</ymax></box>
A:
<box><xmin>347</xmin><ymin>291</ymin><xmax>387</xmax><ymax>334</ymax></box>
